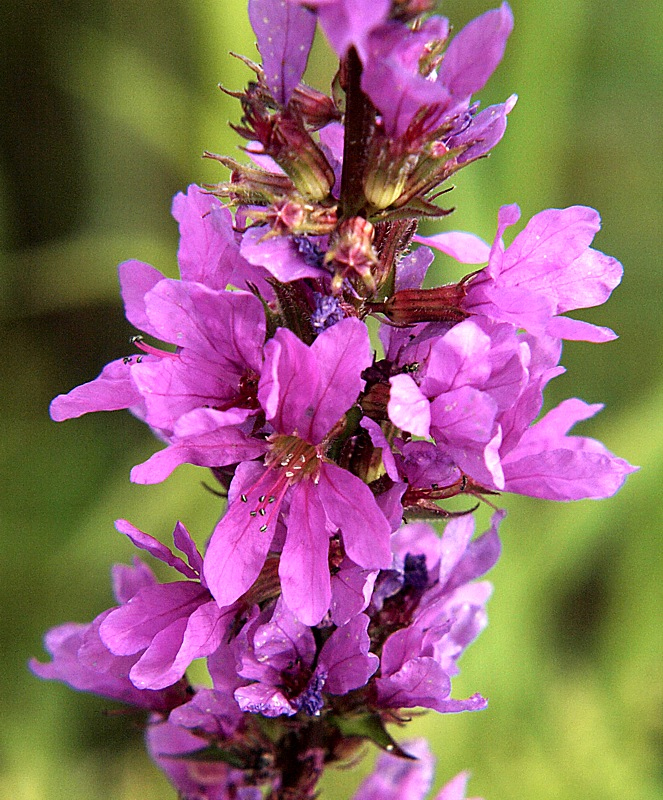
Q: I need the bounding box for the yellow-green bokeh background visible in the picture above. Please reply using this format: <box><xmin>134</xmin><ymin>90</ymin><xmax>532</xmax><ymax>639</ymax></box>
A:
<box><xmin>1</xmin><ymin>1</ymin><xmax>660</xmax><ymax>798</ymax></box>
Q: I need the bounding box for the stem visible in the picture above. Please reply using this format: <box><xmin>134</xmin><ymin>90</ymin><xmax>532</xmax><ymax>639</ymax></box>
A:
<box><xmin>339</xmin><ymin>48</ymin><xmax>375</xmax><ymax>220</ymax></box>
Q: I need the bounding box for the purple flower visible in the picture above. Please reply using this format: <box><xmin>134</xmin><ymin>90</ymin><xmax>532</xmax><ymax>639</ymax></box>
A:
<box><xmin>372</xmin><ymin>513</ymin><xmax>502</xmax><ymax>714</ymax></box>
<box><xmin>499</xmin><ymin>397</ymin><xmax>637</xmax><ymax>500</ymax></box>
<box><xmin>204</xmin><ymin>318</ymin><xmax>393</xmax><ymax>625</ymax></box>
<box><xmin>98</xmin><ymin>519</ymin><xmax>238</xmax><ymax>690</ymax></box>
<box><xmin>228</xmin><ymin>598</ymin><xmax>378</xmax><ymax>717</ymax></box>
<box><xmin>388</xmin><ymin>317</ymin><xmax>528</xmax><ymax>488</ymax></box>
<box><xmin>384</xmin><ymin>313</ymin><xmax>635</xmax><ymax>501</ymax></box>
<box><xmin>361</xmin><ymin>4</ymin><xmax>514</xmax><ymax>138</ymax></box>
<box><xmin>430</xmin><ymin>204</ymin><xmax>625</xmax><ymax>343</ymax></box>
<box><xmin>146</xmin><ymin>698</ymin><xmax>260</xmax><ymax>800</ymax></box>
<box><xmin>30</xmin><ymin>558</ymin><xmax>190</xmax><ymax>710</ymax></box>
<box><xmin>50</xmin><ymin>187</ymin><xmax>270</xmax><ymax>484</ymax></box>
<box><xmin>352</xmin><ymin>739</ymin><xmax>483</xmax><ymax>800</ymax></box>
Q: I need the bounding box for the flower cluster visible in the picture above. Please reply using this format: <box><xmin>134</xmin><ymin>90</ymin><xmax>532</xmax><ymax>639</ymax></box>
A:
<box><xmin>33</xmin><ymin>1</ymin><xmax>634</xmax><ymax>798</ymax></box>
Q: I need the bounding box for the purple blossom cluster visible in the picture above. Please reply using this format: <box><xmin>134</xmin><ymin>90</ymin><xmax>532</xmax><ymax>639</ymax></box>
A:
<box><xmin>33</xmin><ymin>1</ymin><xmax>635</xmax><ymax>798</ymax></box>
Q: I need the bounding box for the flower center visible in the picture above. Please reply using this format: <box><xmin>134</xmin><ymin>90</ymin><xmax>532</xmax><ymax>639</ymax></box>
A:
<box><xmin>265</xmin><ymin>435</ymin><xmax>321</xmax><ymax>483</ymax></box>
<box><xmin>239</xmin><ymin>435</ymin><xmax>321</xmax><ymax>532</ymax></box>
<box><xmin>217</xmin><ymin>368</ymin><xmax>261</xmax><ymax>412</ymax></box>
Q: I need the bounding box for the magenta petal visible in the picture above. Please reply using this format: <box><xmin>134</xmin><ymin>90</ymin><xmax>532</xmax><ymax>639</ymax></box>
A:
<box><xmin>545</xmin><ymin>315</ymin><xmax>618</xmax><ymax>343</ymax></box>
<box><xmin>466</xmin><ymin>282</ymin><xmax>555</xmax><ymax>336</ymax></box>
<box><xmin>119</xmin><ymin>260</ymin><xmax>164</xmax><ymax>337</ymax></box>
<box><xmin>309</xmin><ymin>318</ymin><xmax>372</xmax><ymax>442</ymax></box>
<box><xmin>317</xmin><ymin>463</ymin><xmax>392</xmax><ymax>569</ymax></box>
<box><xmin>279</xmin><ymin>482</ymin><xmax>331</xmax><ymax>626</ymax></box>
<box><xmin>169</xmin><ymin>688</ymin><xmax>242</xmax><ymax>736</ymax></box>
<box><xmin>50</xmin><ymin>358</ymin><xmax>142</xmax><ymax>421</ymax></box>
<box><xmin>128</xmin><ymin>616</ymin><xmax>189</xmax><ymax>689</ymax></box>
<box><xmin>452</xmin><ymin>96</ymin><xmax>517</xmax><ymax>164</ymax></box>
<box><xmin>114</xmin><ymin>519</ymin><xmax>198</xmax><ymax>579</ymax></box>
<box><xmin>203</xmin><ymin>476</ymin><xmax>280</xmax><ymax>608</ymax></box>
<box><xmin>361</xmin><ymin>417</ymin><xmax>399</xmax><ymax>481</ymax></box>
<box><xmin>503</xmin><ymin>205</ymin><xmax>600</xmax><ymax>281</ymax></box>
<box><xmin>388</xmin><ymin>374</ymin><xmax>431</xmax><ymax>438</ymax></box>
<box><xmin>551</xmin><ymin>248</ymin><xmax>623</xmax><ymax>314</ymax></box>
<box><xmin>171</xmin><ymin>185</ymin><xmax>238</xmax><ymax>289</ymax></box>
<box><xmin>130</xmin><ymin>601</ymin><xmax>231</xmax><ymax>690</ymax></box>
<box><xmin>486</xmin><ymin>203</ymin><xmax>521</xmax><ymax>278</ymax></box>
<box><xmin>354</xmin><ymin>739</ymin><xmax>435</xmax><ymax>800</ymax></box>
<box><xmin>431</xmin><ymin>515</ymin><xmax>476</xmax><ymax>587</ymax></box>
<box><xmin>111</xmin><ymin>560</ymin><xmax>156</xmax><ymax>605</ymax></box>
<box><xmin>310</xmin><ymin>0</ymin><xmax>391</xmax><ymax>62</ymax></box>
<box><xmin>502</xmin><ymin>448</ymin><xmax>636</xmax><ymax>500</ymax></box>
<box><xmin>320</xmin><ymin>614</ymin><xmax>379</xmax><ymax>694</ymax></box>
<box><xmin>432</xmin><ymin>693</ymin><xmax>488</xmax><ymax>713</ymax></box>
<box><xmin>412</xmin><ymin>232</ymin><xmax>490</xmax><ymax>265</ymax></box>
<box><xmin>330</xmin><ymin>558</ymin><xmax>377</xmax><ymax>627</ymax></box>
<box><xmin>145</xmin><ymin>282</ymin><xmax>265</xmax><ymax>371</ymax></box>
<box><xmin>234</xmin><ymin>683</ymin><xmax>296</xmax><ymax>717</ymax></box>
<box><xmin>248</xmin><ymin>0</ymin><xmax>316</xmax><ymax>106</ymax></box>
<box><xmin>172</xmin><ymin>521</ymin><xmax>204</xmax><ymax>579</ymax></box>
<box><xmin>30</xmin><ymin>623</ymin><xmax>172</xmax><ymax>710</ymax></box>
<box><xmin>439</xmin><ymin>3</ymin><xmax>514</xmax><ymax>98</ymax></box>
<box><xmin>434</xmin><ymin>772</ymin><xmax>472</xmax><ymax>800</ymax></box>
<box><xmin>250</xmin><ymin>598</ymin><xmax>317</xmax><ymax>672</ymax></box>
<box><xmin>376</xmin><ymin>656</ymin><xmax>452</xmax><ymax>711</ymax></box>
<box><xmin>99</xmin><ymin>582</ymin><xmax>209</xmax><ymax>655</ymax></box>
<box><xmin>395</xmin><ymin>246</ymin><xmax>434</xmax><ymax>291</ymax></box>
<box><xmin>443</xmin><ymin>511</ymin><xmax>504</xmax><ymax>592</ymax></box>
<box><xmin>379</xmin><ymin>625</ymin><xmax>427</xmax><ymax>678</ymax></box>
<box><xmin>429</xmin><ymin>386</ymin><xmax>501</xmax><ymax>485</ymax></box>
<box><xmin>510</xmin><ymin>397</ymin><xmax>602</xmax><ymax>453</ymax></box>
<box><xmin>241</xmin><ymin>226</ymin><xmax>326</xmax><ymax>281</ymax></box>
<box><xmin>130</xmin><ymin>416</ymin><xmax>265</xmax><ymax>484</ymax></box>
<box><xmin>259</xmin><ymin>327</ymin><xmax>319</xmax><ymax>436</ymax></box>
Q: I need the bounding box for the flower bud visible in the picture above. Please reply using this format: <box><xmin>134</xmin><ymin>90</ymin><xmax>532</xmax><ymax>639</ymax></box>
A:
<box><xmin>326</xmin><ymin>217</ymin><xmax>379</xmax><ymax>295</ymax></box>
<box><xmin>378</xmin><ymin>285</ymin><xmax>469</xmax><ymax>324</ymax></box>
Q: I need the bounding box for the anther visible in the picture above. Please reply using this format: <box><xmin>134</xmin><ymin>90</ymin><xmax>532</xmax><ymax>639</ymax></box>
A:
<box><xmin>130</xmin><ymin>335</ymin><xmax>144</xmax><ymax>344</ymax></box>
<box><xmin>250</xmin><ymin>511</ymin><xmax>257</xmax><ymax>517</ymax></box>
<box><xmin>240</xmin><ymin>494</ymin><xmax>248</xmax><ymax>503</ymax></box>
<box><xmin>259</xmin><ymin>495</ymin><xmax>266</xmax><ymax>503</ymax></box>
<box><xmin>123</xmin><ymin>357</ymin><xmax>132</xmax><ymax>365</ymax></box>
<box><xmin>259</xmin><ymin>524</ymin><xmax>268</xmax><ymax>532</ymax></box>
<box><xmin>268</xmin><ymin>496</ymin><xmax>276</xmax><ymax>503</ymax></box>
<box><xmin>258</xmin><ymin>508</ymin><xmax>266</xmax><ymax>516</ymax></box>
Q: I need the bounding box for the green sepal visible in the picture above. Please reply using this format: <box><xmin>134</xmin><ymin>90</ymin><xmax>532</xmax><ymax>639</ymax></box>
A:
<box><xmin>370</xmin><ymin>198</ymin><xmax>454</xmax><ymax>224</ymax></box>
<box><xmin>403</xmin><ymin>501</ymin><xmax>480</xmax><ymax>521</ymax></box>
<box><xmin>328</xmin><ymin>712</ymin><xmax>416</xmax><ymax>760</ymax></box>
<box><xmin>247</xmin><ymin>282</ymin><xmax>280</xmax><ymax>341</ymax></box>
<box><xmin>268</xmin><ymin>278</ymin><xmax>317</xmax><ymax>344</ymax></box>
<box><xmin>167</xmin><ymin>744</ymin><xmax>247</xmax><ymax>768</ymax></box>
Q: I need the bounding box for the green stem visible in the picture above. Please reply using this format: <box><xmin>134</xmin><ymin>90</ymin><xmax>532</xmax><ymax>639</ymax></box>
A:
<box><xmin>339</xmin><ymin>48</ymin><xmax>375</xmax><ymax>220</ymax></box>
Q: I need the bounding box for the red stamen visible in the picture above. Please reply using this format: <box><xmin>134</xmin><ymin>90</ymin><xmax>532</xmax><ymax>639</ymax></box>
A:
<box><xmin>130</xmin><ymin>335</ymin><xmax>179</xmax><ymax>360</ymax></box>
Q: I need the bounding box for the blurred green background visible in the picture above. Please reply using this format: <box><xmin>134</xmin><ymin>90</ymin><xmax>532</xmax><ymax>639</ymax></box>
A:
<box><xmin>1</xmin><ymin>1</ymin><xmax>660</xmax><ymax>798</ymax></box>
